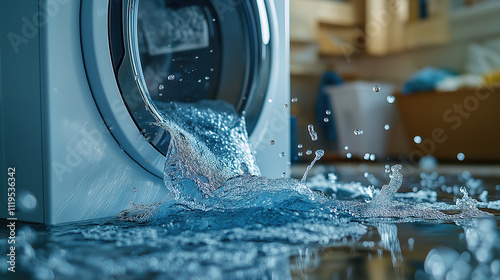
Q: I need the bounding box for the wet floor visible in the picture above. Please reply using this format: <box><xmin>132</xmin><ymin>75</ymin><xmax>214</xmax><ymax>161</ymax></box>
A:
<box><xmin>292</xmin><ymin>163</ymin><xmax>500</xmax><ymax>280</ymax></box>
<box><xmin>1</xmin><ymin>163</ymin><xmax>499</xmax><ymax>280</ymax></box>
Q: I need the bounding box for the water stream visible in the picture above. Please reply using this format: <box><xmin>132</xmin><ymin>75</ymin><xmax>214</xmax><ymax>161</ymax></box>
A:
<box><xmin>1</xmin><ymin>100</ymin><xmax>499</xmax><ymax>279</ymax></box>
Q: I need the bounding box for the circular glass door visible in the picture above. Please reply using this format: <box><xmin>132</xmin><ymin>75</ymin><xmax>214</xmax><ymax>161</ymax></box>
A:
<box><xmin>110</xmin><ymin>0</ymin><xmax>272</xmax><ymax>156</ymax></box>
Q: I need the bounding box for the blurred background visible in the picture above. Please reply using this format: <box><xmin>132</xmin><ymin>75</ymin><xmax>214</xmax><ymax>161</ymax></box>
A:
<box><xmin>289</xmin><ymin>0</ymin><xmax>500</xmax><ymax>174</ymax></box>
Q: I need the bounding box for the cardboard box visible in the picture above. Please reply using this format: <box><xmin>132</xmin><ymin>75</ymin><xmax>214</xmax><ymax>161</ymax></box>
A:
<box><xmin>365</xmin><ymin>0</ymin><xmax>408</xmax><ymax>55</ymax></box>
<box><xmin>290</xmin><ymin>0</ymin><xmax>363</xmax><ymax>42</ymax></box>
<box><xmin>318</xmin><ymin>22</ymin><xmax>362</xmax><ymax>57</ymax></box>
<box><xmin>395</xmin><ymin>87</ymin><xmax>500</xmax><ymax>161</ymax></box>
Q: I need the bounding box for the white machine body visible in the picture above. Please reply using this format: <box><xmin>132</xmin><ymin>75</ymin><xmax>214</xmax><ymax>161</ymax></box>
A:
<box><xmin>0</xmin><ymin>0</ymin><xmax>290</xmax><ymax>224</ymax></box>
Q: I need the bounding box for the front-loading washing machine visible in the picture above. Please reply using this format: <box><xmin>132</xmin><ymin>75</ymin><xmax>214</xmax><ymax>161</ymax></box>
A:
<box><xmin>0</xmin><ymin>0</ymin><xmax>290</xmax><ymax>224</ymax></box>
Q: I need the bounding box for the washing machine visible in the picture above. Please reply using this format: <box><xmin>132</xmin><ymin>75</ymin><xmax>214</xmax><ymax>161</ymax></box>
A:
<box><xmin>0</xmin><ymin>0</ymin><xmax>290</xmax><ymax>224</ymax></box>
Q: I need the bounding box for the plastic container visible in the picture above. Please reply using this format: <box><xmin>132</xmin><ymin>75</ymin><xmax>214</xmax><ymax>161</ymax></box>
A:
<box><xmin>326</xmin><ymin>81</ymin><xmax>405</xmax><ymax>159</ymax></box>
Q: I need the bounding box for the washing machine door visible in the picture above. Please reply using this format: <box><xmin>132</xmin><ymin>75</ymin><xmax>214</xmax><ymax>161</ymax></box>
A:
<box><xmin>82</xmin><ymin>0</ymin><xmax>275</xmax><ymax>177</ymax></box>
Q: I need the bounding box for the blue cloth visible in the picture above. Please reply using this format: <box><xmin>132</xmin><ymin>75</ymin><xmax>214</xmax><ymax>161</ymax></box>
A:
<box><xmin>402</xmin><ymin>66</ymin><xmax>456</xmax><ymax>95</ymax></box>
<box><xmin>315</xmin><ymin>72</ymin><xmax>343</xmax><ymax>143</ymax></box>
<box><xmin>419</xmin><ymin>0</ymin><xmax>428</xmax><ymax>19</ymax></box>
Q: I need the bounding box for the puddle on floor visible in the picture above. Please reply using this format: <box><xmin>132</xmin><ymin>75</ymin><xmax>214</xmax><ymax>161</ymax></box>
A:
<box><xmin>2</xmin><ymin>101</ymin><xmax>499</xmax><ymax>279</ymax></box>
<box><xmin>1</xmin><ymin>167</ymin><xmax>499</xmax><ymax>280</ymax></box>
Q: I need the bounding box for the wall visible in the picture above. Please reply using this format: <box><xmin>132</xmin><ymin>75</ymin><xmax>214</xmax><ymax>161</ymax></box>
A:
<box><xmin>326</xmin><ymin>1</ymin><xmax>500</xmax><ymax>84</ymax></box>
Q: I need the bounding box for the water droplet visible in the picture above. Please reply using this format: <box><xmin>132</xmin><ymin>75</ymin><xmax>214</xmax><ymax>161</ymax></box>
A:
<box><xmin>298</xmin><ymin>144</ymin><xmax>303</xmax><ymax>149</ymax></box>
<box><xmin>195</xmin><ymin>56</ymin><xmax>199</xmax><ymax>59</ymax></box>
<box><xmin>346</xmin><ymin>153</ymin><xmax>352</xmax><ymax>159</ymax></box>
<box><xmin>344</xmin><ymin>145</ymin><xmax>349</xmax><ymax>150</ymax></box>
<box><xmin>364</xmin><ymin>153</ymin><xmax>370</xmax><ymax>160</ymax></box>
<box><xmin>419</xmin><ymin>155</ymin><xmax>438</xmax><ymax>172</ymax></box>
<box><xmin>205</xmin><ymin>76</ymin><xmax>210</xmax><ymax>80</ymax></box>
<box><xmin>210</xmin><ymin>68</ymin><xmax>215</xmax><ymax>72</ymax></box>
<box><xmin>306</xmin><ymin>150</ymin><xmax>312</xmax><ymax>156</ymax></box>
<box><xmin>370</xmin><ymin>154</ymin><xmax>376</xmax><ymax>161</ymax></box>
<box><xmin>384</xmin><ymin>124</ymin><xmax>390</xmax><ymax>130</ymax></box>
<box><xmin>373</xmin><ymin>85</ymin><xmax>381</xmax><ymax>92</ymax></box>
<box><xmin>270</xmin><ymin>140</ymin><xmax>275</xmax><ymax>145</ymax></box>
<box><xmin>212</xmin><ymin>18</ymin><xmax>216</xmax><ymax>22</ymax></box>
<box><xmin>386</xmin><ymin>95</ymin><xmax>396</xmax><ymax>104</ymax></box>
<box><xmin>268</xmin><ymin>98</ymin><xmax>273</xmax><ymax>103</ymax></box>
<box><xmin>354</xmin><ymin>129</ymin><xmax>364</xmax><ymax>136</ymax></box>
<box><xmin>298</xmin><ymin>152</ymin><xmax>303</xmax><ymax>156</ymax></box>
<box><xmin>385</xmin><ymin>164</ymin><xmax>391</xmax><ymax>173</ymax></box>
<box><xmin>414</xmin><ymin>136</ymin><xmax>422</xmax><ymax>144</ymax></box>
<box><xmin>133</xmin><ymin>188</ymin><xmax>137</xmax><ymax>192</ymax></box>
<box><xmin>307</xmin><ymin>124</ymin><xmax>318</xmax><ymax>141</ymax></box>
<box><xmin>301</xmin><ymin>150</ymin><xmax>325</xmax><ymax>183</ymax></box>
<box><xmin>408</xmin><ymin>238</ymin><xmax>415</xmax><ymax>251</ymax></box>
<box><xmin>167</xmin><ymin>74</ymin><xmax>175</xmax><ymax>81</ymax></box>
<box><xmin>159</xmin><ymin>84</ymin><xmax>165</xmax><ymax>90</ymax></box>
<box><xmin>284</xmin><ymin>104</ymin><xmax>289</xmax><ymax>108</ymax></box>
<box><xmin>209</xmin><ymin>49</ymin><xmax>214</xmax><ymax>53</ymax></box>
<box><xmin>323</xmin><ymin>117</ymin><xmax>329</xmax><ymax>123</ymax></box>
<box><xmin>325</xmin><ymin>110</ymin><xmax>331</xmax><ymax>115</ymax></box>
<box><xmin>364</xmin><ymin>172</ymin><xmax>369</xmax><ymax>178</ymax></box>
<box><xmin>159</xmin><ymin>93</ymin><xmax>163</xmax><ymax>97</ymax></box>
<box><xmin>457</xmin><ymin>152</ymin><xmax>465</xmax><ymax>161</ymax></box>
<box><xmin>197</xmin><ymin>79</ymin><xmax>202</xmax><ymax>83</ymax></box>
<box><xmin>281</xmin><ymin>172</ymin><xmax>286</xmax><ymax>178</ymax></box>
<box><xmin>291</xmin><ymin>97</ymin><xmax>298</xmax><ymax>103</ymax></box>
<box><xmin>315</xmin><ymin>149</ymin><xmax>324</xmax><ymax>158</ymax></box>
<box><xmin>279</xmin><ymin>152</ymin><xmax>285</xmax><ymax>157</ymax></box>
<box><xmin>20</xmin><ymin>191</ymin><xmax>37</xmax><ymax>210</ymax></box>
<box><xmin>459</xmin><ymin>186</ymin><xmax>468</xmax><ymax>197</ymax></box>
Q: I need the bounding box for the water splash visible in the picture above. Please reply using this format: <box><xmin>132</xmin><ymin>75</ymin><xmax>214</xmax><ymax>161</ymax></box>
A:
<box><xmin>377</xmin><ymin>224</ymin><xmax>403</xmax><ymax>268</ymax></box>
<box><xmin>114</xmin><ymin>100</ymin><xmax>494</xmax><ymax>279</ymax></box>
<box><xmin>307</xmin><ymin>124</ymin><xmax>318</xmax><ymax>141</ymax></box>
<box><xmin>369</xmin><ymin>165</ymin><xmax>403</xmax><ymax>206</ymax></box>
<box><xmin>136</xmin><ymin>102</ymin><xmax>492</xmax><ymax>223</ymax></box>
<box><xmin>453</xmin><ymin>187</ymin><xmax>488</xmax><ymax>218</ymax></box>
<box><xmin>301</xmin><ymin>150</ymin><xmax>324</xmax><ymax>183</ymax></box>
<box><xmin>3</xmin><ymin>101</ymin><xmax>497</xmax><ymax>279</ymax></box>
<box><xmin>156</xmin><ymin>101</ymin><xmax>260</xmax><ymax>198</ymax></box>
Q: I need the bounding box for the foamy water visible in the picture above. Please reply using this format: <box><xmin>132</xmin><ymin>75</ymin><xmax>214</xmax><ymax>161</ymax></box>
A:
<box><xmin>120</xmin><ymin>101</ymin><xmax>492</xmax><ymax>223</ymax></box>
<box><xmin>1</xmin><ymin>100</ymin><xmax>499</xmax><ymax>279</ymax></box>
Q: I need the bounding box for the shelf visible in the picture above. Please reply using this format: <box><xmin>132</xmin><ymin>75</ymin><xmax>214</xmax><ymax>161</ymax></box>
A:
<box><xmin>290</xmin><ymin>0</ymin><xmax>364</xmax><ymax>42</ymax></box>
<box><xmin>449</xmin><ymin>1</ymin><xmax>500</xmax><ymax>42</ymax></box>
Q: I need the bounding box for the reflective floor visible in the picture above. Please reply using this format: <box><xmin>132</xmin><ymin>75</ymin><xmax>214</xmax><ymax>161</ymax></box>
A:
<box><xmin>292</xmin><ymin>163</ymin><xmax>500</xmax><ymax>280</ymax></box>
<box><xmin>1</xmin><ymin>163</ymin><xmax>499</xmax><ymax>280</ymax></box>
